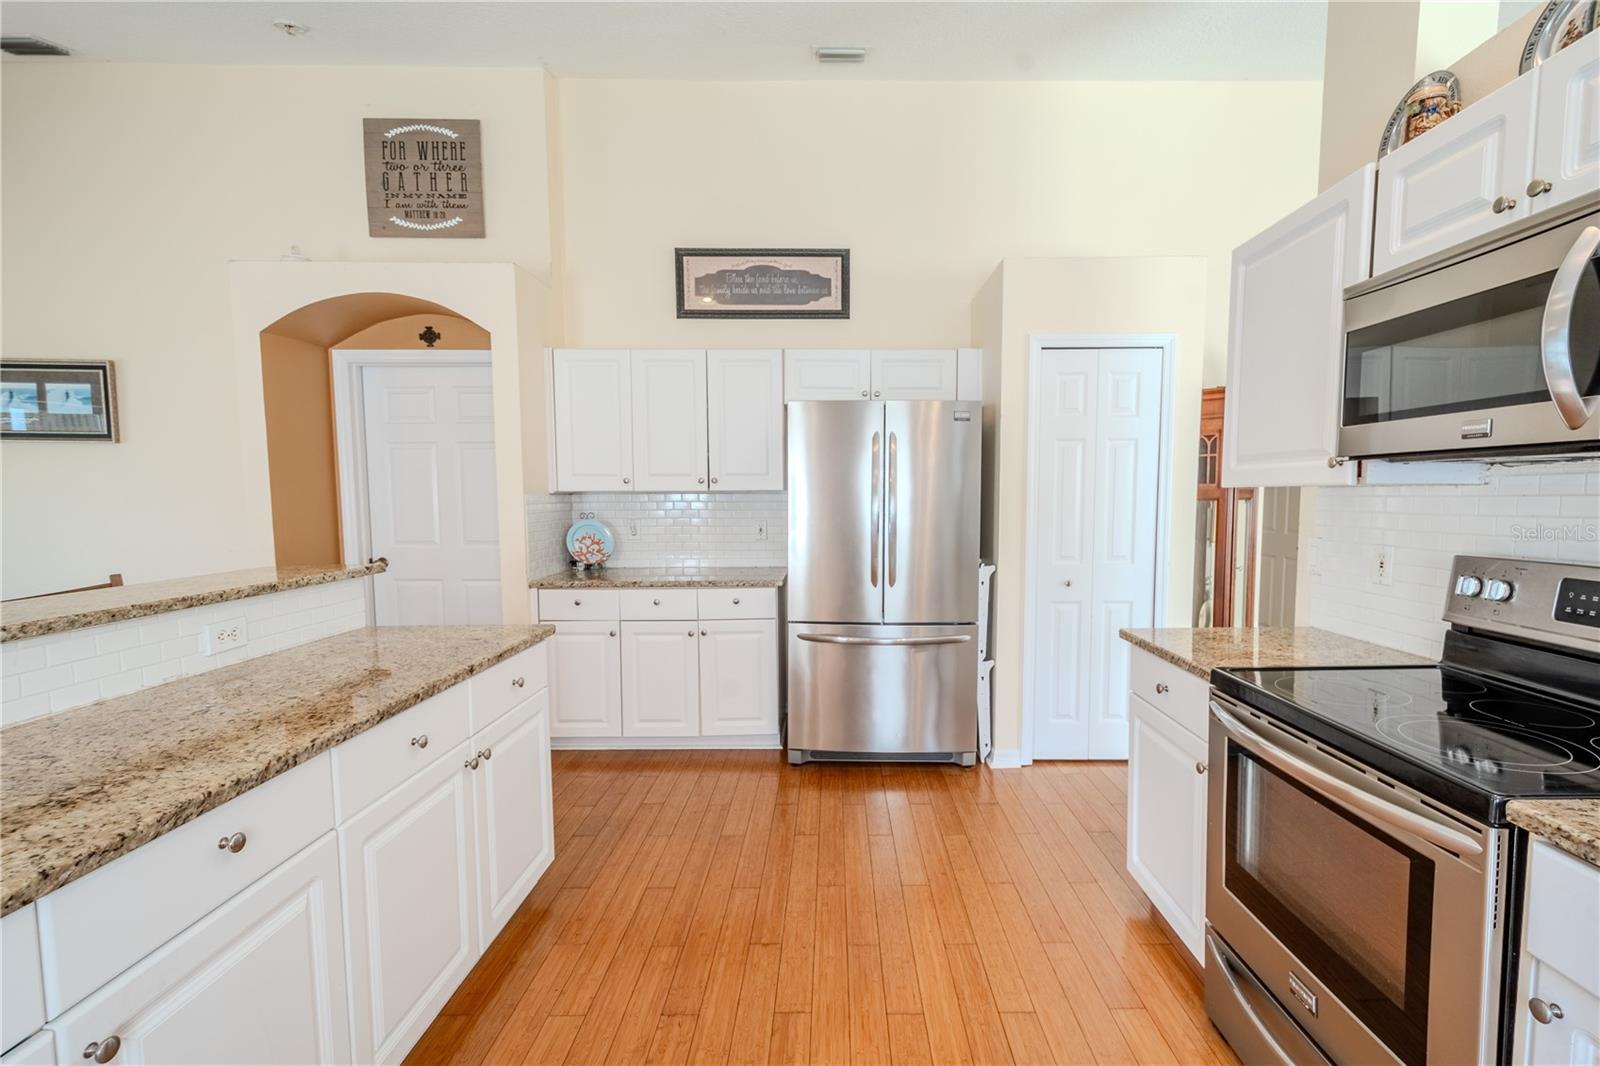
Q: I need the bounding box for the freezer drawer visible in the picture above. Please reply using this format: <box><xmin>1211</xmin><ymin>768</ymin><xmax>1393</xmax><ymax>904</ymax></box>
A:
<box><xmin>786</xmin><ymin>623</ymin><xmax>977</xmax><ymax>760</ymax></box>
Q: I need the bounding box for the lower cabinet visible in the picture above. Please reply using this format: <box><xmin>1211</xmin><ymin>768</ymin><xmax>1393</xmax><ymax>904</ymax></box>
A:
<box><xmin>621</xmin><ymin>622</ymin><xmax>701</xmax><ymax>737</ymax></box>
<box><xmin>1512</xmin><ymin>840</ymin><xmax>1600</xmax><ymax>1065</ymax></box>
<box><xmin>46</xmin><ymin>834</ymin><xmax>350</xmax><ymax>1066</ymax></box>
<box><xmin>699</xmin><ymin>620</ymin><xmax>779</xmax><ymax>736</ymax></box>
<box><xmin>548</xmin><ymin>621</ymin><xmax>623</xmax><ymax>737</ymax></box>
<box><xmin>1124</xmin><ymin>645</ymin><xmax>1210</xmax><ymax>966</ymax></box>
<box><xmin>472</xmin><ymin>692</ymin><xmax>556</xmax><ymax>949</ymax></box>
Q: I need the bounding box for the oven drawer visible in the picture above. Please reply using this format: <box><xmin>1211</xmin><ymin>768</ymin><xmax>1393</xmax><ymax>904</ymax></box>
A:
<box><xmin>1129</xmin><ymin>647</ymin><xmax>1208</xmax><ymax>737</ymax></box>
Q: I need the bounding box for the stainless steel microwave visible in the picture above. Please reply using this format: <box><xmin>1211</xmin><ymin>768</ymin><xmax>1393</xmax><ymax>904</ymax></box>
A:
<box><xmin>1341</xmin><ymin>200</ymin><xmax>1600</xmax><ymax>460</ymax></box>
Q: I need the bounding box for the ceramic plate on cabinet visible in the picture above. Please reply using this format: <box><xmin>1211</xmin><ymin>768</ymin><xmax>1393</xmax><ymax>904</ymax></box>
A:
<box><xmin>1521</xmin><ymin>0</ymin><xmax>1597</xmax><ymax>72</ymax></box>
<box><xmin>1378</xmin><ymin>70</ymin><xmax>1461</xmax><ymax>158</ymax></box>
<box><xmin>565</xmin><ymin>519</ymin><xmax>615</xmax><ymax>566</ymax></box>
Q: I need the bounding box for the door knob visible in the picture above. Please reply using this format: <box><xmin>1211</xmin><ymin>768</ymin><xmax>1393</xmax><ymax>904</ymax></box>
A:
<box><xmin>1493</xmin><ymin>195</ymin><xmax>1517</xmax><ymax>214</ymax></box>
<box><xmin>216</xmin><ymin>832</ymin><xmax>247</xmax><ymax>853</ymax></box>
<box><xmin>82</xmin><ymin>1037</ymin><xmax>121</xmax><ymax>1063</ymax></box>
<box><xmin>1527</xmin><ymin>178</ymin><xmax>1552</xmax><ymax>197</ymax></box>
<box><xmin>411</xmin><ymin>734</ymin><xmax>429</xmax><ymax>749</ymax></box>
<box><xmin>1529</xmin><ymin>997</ymin><xmax>1564</xmax><ymax>1024</ymax></box>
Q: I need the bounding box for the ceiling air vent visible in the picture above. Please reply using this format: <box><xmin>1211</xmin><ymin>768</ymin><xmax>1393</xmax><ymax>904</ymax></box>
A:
<box><xmin>813</xmin><ymin>46</ymin><xmax>868</xmax><ymax>63</ymax></box>
<box><xmin>1</xmin><ymin>36</ymin><xmax>71</xmax><ymax>57</ymax></box>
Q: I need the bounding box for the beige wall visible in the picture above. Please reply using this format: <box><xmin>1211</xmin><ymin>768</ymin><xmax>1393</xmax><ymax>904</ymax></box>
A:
<box><xmin>259</xmin><ymin>332</ymin><xmax>342</xmax><ymax>568</ymax></box>
<box><xmin>555</xmin><ymin>79</ymin><xmax>1322</xmax><ymax>388</ymax></box>
<box><xmin>335</xmin><ymin>313</ymin><xmax>491</xmax><ymax>351</ymax></box>
<box><xmin>0</xmin><ymin>63</ymin><xmax>551</xmax><ymax>598</ymax></box>
<box><xmin>977</xmin><ymin>256</ymin><xmax>1208</xmax><ymax>761</ymax></box>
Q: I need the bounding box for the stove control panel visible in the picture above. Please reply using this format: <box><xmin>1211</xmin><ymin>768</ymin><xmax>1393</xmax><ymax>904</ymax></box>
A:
<box><xmin>1557</xmin><ymin>577</ymin><xmax>1600</xmax><ymax>629</ymax></box>
<box><xmin>1445</xmin><ymin>555</ymin><xmax>1600</xmax><ymax>654</ymax></box>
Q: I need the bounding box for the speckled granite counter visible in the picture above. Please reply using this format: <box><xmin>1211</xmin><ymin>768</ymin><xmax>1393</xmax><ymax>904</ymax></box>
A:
<box><xmin>0</xmin><ymin>623</ymin><xmax>552</xmax><ymax>915</ymax></box>
<box><xmin>0</xmin><ymin>561</ymin><xmax>387</xmax><ymax>642</ymax></box>
<box><xmin>1508</xmin><ymin>799</ymin><xmax>1600</xmax><ymax>866</ymax></box>
<box><xmin>1118</xmin><ymin>626</ymin><xmax>1431</xmax><ymax>680</ymax></box>
<box><xmin>530</xmin><ymin>566</ymin><xmax>786</xmax><ymax>590</ymax></box>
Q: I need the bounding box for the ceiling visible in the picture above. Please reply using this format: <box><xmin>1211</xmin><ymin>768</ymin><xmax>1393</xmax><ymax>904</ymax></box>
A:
<box><xmin>0</xmin><ymin>2</ymin><xmax>1328</xmax><ymax>81</ymax></box>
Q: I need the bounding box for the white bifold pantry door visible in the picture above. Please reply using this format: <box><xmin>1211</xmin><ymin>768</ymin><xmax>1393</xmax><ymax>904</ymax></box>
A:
<box><xmin>362</xmin><ymin>364</ymin><xmax>501</xmax><ymax>626</ymax></box>
<box><xmin>1029</xmin><ymin>348</ymin><xmax>1162</xmax><ymax>760</ymax></box>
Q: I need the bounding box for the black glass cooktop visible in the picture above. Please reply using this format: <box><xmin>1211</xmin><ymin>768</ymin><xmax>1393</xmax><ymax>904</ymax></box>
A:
<box><xmin>1211</xmin><ymin>664</ymin><xmax>1600</xmax><ymax>824</ymax></box>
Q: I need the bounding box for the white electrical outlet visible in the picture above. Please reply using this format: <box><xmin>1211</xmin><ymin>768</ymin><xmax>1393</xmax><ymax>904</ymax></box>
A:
<box><xmin>1374</xmin><ymin>545</ymin><xmax>1394</xmax><ymax>586</ymax></box>
<box><xmin>756</xmin><ymin>521</ymin><xmax>768</xmax><ymax>541</ymax></box>
<box><xmin>203</xmin><ymin>617</ymin><xmax>248</xmax><ymax>655</ymax></box>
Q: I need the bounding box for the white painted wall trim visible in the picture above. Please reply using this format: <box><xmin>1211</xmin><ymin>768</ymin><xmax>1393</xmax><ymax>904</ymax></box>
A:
<box><xmin>551</xmin><ymin>734</ymin><xmax>781</xmax><ymax>750</ymax></box>
<box><xmin>986</xmin><ymin>748</ymin><xmax>1024</xmax><ymax>770</ymax></box>
<box><xmin>1018</xmin><ymin>333</ymin><xmax>1176</xmax><ymax>766</ymax></box>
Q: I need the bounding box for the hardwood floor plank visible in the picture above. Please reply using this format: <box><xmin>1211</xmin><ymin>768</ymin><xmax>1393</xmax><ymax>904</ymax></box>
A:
<box><xmin>663</xmin><ymin>834</ymin><xmax>743</xmax><ymax>1012</ymax></box>
<box><xmin>810</xmin><ymin>885</ymin><xmax>851</xmax><ymax>1065</ymax></box>
<box><xmin>843</xmin><ymin>804</ymin><xmax>879</xmax><ymax>946</ymax></box>
<box><xmin>728</xmin><ymin>943</ymin><xmax>782</xmax><ymax>1066</ymax></box>
<box><xmin>522</xmin><ymin>1015</ymin><xmax>581</xmax><ymax>1066</ymax></box>
<box><xmin>902</xmin><ymin>884</ymin><xmax>974</xmax><ymax>1066</ymax></box>
<box><xmin>1111</xmin><ymin>1008</ymin><xmax>1180</xmax><ymax>1066</ymax></box>
<box><xmin>599</xmin><ymin>945</ymin><xmax>681</xmax><ymax>1065</ymax></box>
<box><xmin>868</xmin><ymin>834</ymin><xmax>922</xmax><ymax>1015</ymax></box>
<box><xmin>999</xmin><ymin>1014</ymin><xmax>1055</xmax><ymax>1066</ymax></box>
<box><xmin>751</xmin><ymin>802</ymin><xmax>798</xmax><ymax>945</ymax></box>
<box><xmin>775</xmin><ymin>834</ymin><xmax>820</xmax><ymax>1012</ymax></box>
<box><xmin>946</xmin><ymin>942</ymin><xmax>1015</xmax><ymax>1065</ymax></box>
<box><xmin>644</xmin><ymin>1015</ymin><xmax>699</xmax><ymax>1066</ymax></box>
<box><xmin>887</xmin><ymin>1016</ymin><xmax>934</xmax><ymax>1066</ymax></box>
<box><xmin>846</xmin><ymin>943</ymin><xmax>891</xmax><ymax>1066</ymax></box>
<box><xmin>769</xmin><ymin>1013</ymin><xmax>811</xmax><ymax>1066</ymax></box>
<box><xmin>684</xmin><ymin>885</ymin><xmax>760</xmax><ymax>1063</ymax></box>
<box><xmin>987</xmin><ymin>882</ymin><xmax>1095</xmax><ymax>1066</ymax></box>
<box><xmin>942</xmin><ymin>833</ymin><xmax>1031</xmax><ymax>1013</ymax></box>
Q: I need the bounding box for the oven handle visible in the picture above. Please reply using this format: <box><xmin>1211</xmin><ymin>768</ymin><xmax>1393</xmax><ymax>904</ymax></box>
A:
<box><xmin>1541</xmin><ymin>224</ymin><xmax>1600</xmax><ymax>431</ymax></box>
<box><xmin>1210</xmin><ymin>700</ymin><xmax>1483</xmax><ymax>857</ymax></box>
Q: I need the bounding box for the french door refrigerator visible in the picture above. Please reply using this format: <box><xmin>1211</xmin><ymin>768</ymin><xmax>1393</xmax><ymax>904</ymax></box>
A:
<box><xmin>786</xmin><ymin>401</ymin><xmax>981</xmax><ymax>765</ymax></box>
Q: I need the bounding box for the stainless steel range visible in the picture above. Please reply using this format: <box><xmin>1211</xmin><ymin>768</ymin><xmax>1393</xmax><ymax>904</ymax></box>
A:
<box><xmin>1205</xmin><ymin>555</ymin><xmax>1600</xmax><ymax>1065</ymax></box>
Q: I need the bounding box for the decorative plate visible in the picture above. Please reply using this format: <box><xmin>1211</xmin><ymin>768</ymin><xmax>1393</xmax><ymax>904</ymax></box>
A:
<box><xmin>1521</xmin><ymin>0</ymin><xmax>1597</xmax><ymax>72</ymax></box>
<box><xmin>565</xmin><ymin>518</ymin><xmax>615</xmax><ymax>567</ymax></box>
<box><xmin>1378</xmin><ymin>70</ymin><xmax>1462</xmax><ymax>158</ymax></box>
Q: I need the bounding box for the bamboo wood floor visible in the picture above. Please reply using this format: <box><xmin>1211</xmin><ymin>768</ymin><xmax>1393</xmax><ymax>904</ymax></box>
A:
<box><xmin>405</xmin><ymin>750</ymin><xmax>1240</xmax><ymax>1066</ymax></box>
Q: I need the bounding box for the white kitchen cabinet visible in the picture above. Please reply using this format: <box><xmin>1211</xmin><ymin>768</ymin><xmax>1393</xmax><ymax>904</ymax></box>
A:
<box><xmin>0</xmin><ymin>1032</ymin><xmax>52</xmax><ymax>1066</ymax></box>
<box><xmin>548</xmin><ymin>621</ymin><xmax>623</xmax><ymax>738</ymax></box>
<box><xmin>707</xmin><ymin>349</ymin><xmax>784</xmax><ymax>491</ymax></box>
<box><xmin>1531</xmin><ymin>40</ymin><xmax>1600</xmax><ymax>215</ymax></box>
<box><xmin>470</xmin><ymin>691</ymin><xmax>555</xmax><ymax>951</ymax></box>
<box><xmin>1512</xmin><ymin>840</ymin><xmax>1600</xmax><ymax>1065</ymax></box>
<box><xmin>871</xmin><ymin>350</ymin><xmax>959</xmax><ymax>400</ymax></box>
<box><xmin>1374</xmin><ymin>73</ymin><xmax>1538</xmax><ymax>276</ymax></box>
<box><xmin>1126</xmin><ymin>690</ymin><xmax>1208</xmax><ymax>965</ymax></box>
<box><xmin>621</xmin><ymin>621</ymin><xmax>701</xmax><ymax>737</ymax></box>
<box><xmin>47</xmin><ymin>835</ymin><xmax>350</xmax><ymax>1066</ymax></box>
<box><xmin>784</xmin><ymin>349</ymin><xmax>872</xmax><ymax>400</ymax></box>
<box><xmin>1</xmin><ymin>906</ymin><xmax>44</xmax><ymax>1054</ymax></box>
<box><xmin>341</xmin><ymin>744</ymin><xmax>479</xmax><ymax>1066</ymax></box>
<box><xmin>698</xmin><ymin>619</ymin><xmax>779</xmax><ymax>736</ymax></box>
<box><xmin>551</xmin><ymin>349</ymin><xmax>633</xmax><ymax>491</ymax></box>
<box><xmin>631</xmin><ymin>350</ymin><xmax>709</xmax><ymax>491</ymax></box>
<box><xmin>1222</xmin><ymin>164</ymin><xmax>1374</xmax><ymax>488</ymax></box>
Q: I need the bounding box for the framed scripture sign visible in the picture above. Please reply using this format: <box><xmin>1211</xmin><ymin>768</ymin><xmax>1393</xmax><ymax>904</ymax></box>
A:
<box><xmin>363</xmin><ymin>119</ymin><xmax>484</xmax><ymax>238</ymax></box>
<box><xmin>1</xmin><ymin>360</ymin><xmax>119</xmax><ymax>441</ymax></box>
<box><xmin>676</xmin><ymin>248</ymin><xmax>849</xmax><ymax>319</ymax></box>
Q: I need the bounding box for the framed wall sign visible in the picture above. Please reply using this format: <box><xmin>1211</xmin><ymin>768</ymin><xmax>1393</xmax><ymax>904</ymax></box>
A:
<box><xmin>676</xmin><ymin>248</ymin><xmax>849</xmax><ymax>319</ymax></box>
<box><xmin>363</xmin><ymin>119</ymin><xmax>484</xmax><ymax>238</ymax></box>
<box><xmin>1</xmin><ymin>360</ymin><xmax>119</xmax><ymax>441</ymax></box>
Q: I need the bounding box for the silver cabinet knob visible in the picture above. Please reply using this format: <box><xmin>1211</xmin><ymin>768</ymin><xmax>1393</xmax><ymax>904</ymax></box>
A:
<box><xmin>687</xmin><ymin>630</ymin><xmax>695</xmax><ymax>637</ymax></box>
<box><xmin>1195</xmin><ymin>762</ymin><xmax>1207</xmax><ymax>775</ymax></box>
<box><xmin>465</xmin><ymin>757</ymin><xmax>480</xmax><ymax>770</ymax></box>
<box><xmin>574</xmin><ymin>598</ymin><xmax>582</xmax><ymax>606</ymax></box>
<box><xmin>216</xmin><ymin>832</ymin><xmax>247</xmax><ymax>853</ymax></box>
<box><xmin>512</xmin><ymin>676</ymin><xmax>526</xmax><ymax>688</ymax></box>
<box><xmin>480</xmin><ymin>747</ymin><xmax>493</xmax><ymax>760</ymax></box>
<box><xmin>411</xmin><ymin>734</ymin><xmax>429</xmax><ymax>749</ymax></box>
<box><xmin>1155</xmin><ymin>683</ymin><xmax>1169</xmax><ymax>695</ymax></box>
<box><xmin>873</xmin><ymin>390</ymin><xmax>882</xmax><ymax>398</ymax></box>
<box><xmin>860</xmin><ymin>389</ymin><xmax>869</xmax><ymax>397</ymax></box>
<box><xmin>653</xmin><ymin>598</ymin><xmax>661</xmax><ymax>605</ymax></box>
<box><xmin>1062</xmin><ymin>579</ymin><xmax>1072</xmax><ymax>587</ymax></box>
<box><xmin>697</xmin><ymin>477</ymin><xmax>706</xmax><ymax>484</ymax></box>
<box><xmin>710</xmin><ymin>476</ymin><xmax>719</xmax><ymax>485</ymax></box>
<box><xmin>1528</xmin><ymin>178</ymin><xmax>1553</xmax><ymax>197</ymax></box>
<box><xmin>1529</xmin><ymin>998</ymin><xmax>1564</xmax><ymax>1024</ymax></box>
<box><xmin>1493</xmin><ymin>195</ymin><xmax>1517</xmax><ymax>214</ymax></box>
<box><xmin>701</xmin><ymin>629</ymin><xmax>708</xmax><ymax>636</ymax></box>
<box><xmin>732</xmin><ymin>597</ymin><xmax>741</xmax><ymax>604</ymax></box>
<box><xmin>609</xmin><ymin>629</ymin><xmax>617</xmax><ymax>637</ymax></box>
<box><xmin>622</xmin><ymin>477</ymin><xmax>631</xmax><ymax>485</ymax></box>
<box><xmin>83</xmin><ymin>1037</ymin><xmax>121</xmax><ymax>1063</ymax></box>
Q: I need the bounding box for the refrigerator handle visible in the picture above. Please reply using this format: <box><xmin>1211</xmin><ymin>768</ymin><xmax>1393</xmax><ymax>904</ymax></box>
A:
<box><xmin>887</xmin><ymin>431</ymin><xmax>898</xmax><ymax>588</ymax></box>
<box><xmin>870</xmin><ymin>431</ymin><xmax>881</xmax><ymax>588</ymax></box>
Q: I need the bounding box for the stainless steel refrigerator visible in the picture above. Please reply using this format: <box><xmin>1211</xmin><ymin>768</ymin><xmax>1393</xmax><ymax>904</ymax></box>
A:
<box><xmin>786</xmin><ymin>401</ymin><xmax>981</xmax><ymax>765</ymax></box>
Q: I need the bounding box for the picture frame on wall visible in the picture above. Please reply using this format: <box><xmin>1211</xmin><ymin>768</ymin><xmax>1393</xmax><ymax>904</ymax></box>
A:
<box><xmin>0</xmin><ymin>360</ymin><xmax>119</xmax><ymax>441</ymax></box>
<box><xmin>675</xmin><ymin>248</ymin><xmax>850</xmax><ymax>319</ymax></box>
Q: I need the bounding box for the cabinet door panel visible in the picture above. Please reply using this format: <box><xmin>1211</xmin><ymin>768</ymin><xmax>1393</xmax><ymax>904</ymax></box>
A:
<box><xmin>551</xmin><ymin>349</ymin><xmax>632</xmax><ymax>491</ymax></box>
<box><xmin>698</xmin><ymin>619</ymin><xmax>778</xmax><ymax>736</ymax></box>
<box><xmin>1126</xmin><ymin>693</ymin><xmax>1207</xmax><ymax>964</ymax></box>
<box><xmin>47</xmin><ymin>835</ymin><xmax>349</xmax><ymax>1066</ymax></box>
<box><xmin>621</xmin><ymin>622</ymin><xmax>700</xmax><ymax>737</ymax></box>
<box><xmin>1532</xmin><ymin>40</ymin><xmax>1600</xmax><ymax>215</ymax></box>
<box><xmin>1223</xmin><ymin>165</ymin><xmax>1373</xmax><ymax>487</ymax></box>
<box><xmin>548</xmin><ymin>621</ymin><xmax>623</xmax><ymax>737</ymax></box>
<box><xmin>340</xmin><ymin>745</ymin><xmax>477</xmax><ymax>1065</ymax></box>
<box><xmin>631</xmin><ymin>350</ymin><xmax>708</xmax><ymax>491</ymax></box>
<box><xmin>708</xmin><ymin>349</ymin><xmax>784</xmax><ymax>491</ymax></box>
<box><xmin>472</xmin><ymin>692</ymin><xmax>555</xmax><ymax>951</ymax></box>
<box><xmin>871</xmin><ymin>350</ymin><xmax>958</xmax><ymax>400</ymax></box>
<box><xmin>1373</xmin><ymin>74</ymin><xmax>1537</xmax><ymax>275</ymax></box>
<box><xmin>784</xmin><ymin>350</ymin><xmax>872</xmax><ymax>401</ymax></box>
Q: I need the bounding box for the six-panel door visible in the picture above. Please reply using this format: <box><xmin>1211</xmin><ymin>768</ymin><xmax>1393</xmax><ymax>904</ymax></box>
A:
<box><xmin>551</xmin><ymin>349</ymin><xmax>633</xmax><ymax>491</ymax></box>
<box><xmin>631</xmin><ymin>349</ymin><xmax>709</xmax><ymax>491</ymax></box>
<box><xmin>698</xmin><ymin>619</ymin><xmax>779</xmax><ymax>736</ymax></box>
<box><xmin>471</xmin><ymin>692</ymin><xmax>555</xmax><ymax>951</ymax></box>
<box><xmin>621</xmin><ymin>622</ymin><xmax>701</xmax><ymax>737</ymax></box>
<box><xmin>547</xmin><ymin>621</ymin><xmax>623</xmax><ymax>737</ymax></box>
<box><xmin>707</xmin><ymin>349</ymin><xmax>784</xmax><ymax>490</ymax></box>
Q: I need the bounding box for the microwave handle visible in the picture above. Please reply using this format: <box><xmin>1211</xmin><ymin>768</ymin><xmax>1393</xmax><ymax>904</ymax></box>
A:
<box><xmin>1541</xmin><ymin>224</ymin><xmax>1600</xmax><ymax>431</ymax></box>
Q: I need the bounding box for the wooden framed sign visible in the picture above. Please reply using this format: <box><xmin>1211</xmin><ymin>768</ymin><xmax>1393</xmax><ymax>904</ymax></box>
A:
<box><xmin>363</xmin><ymin>119</ymin><xmax>484</xmax><ymax>238</ymax></box>
<box><xmin>675</xmin><ymin>248</ymin><xmax>849</xmax><ymax>319</ymax></box>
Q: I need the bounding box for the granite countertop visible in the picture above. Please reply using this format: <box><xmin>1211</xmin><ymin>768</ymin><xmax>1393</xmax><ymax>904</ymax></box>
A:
<box><xmin>1507</xmin><ymin>799</ymin><xmax>1600</xmax><ymax>866</ymax></box>
<box><xmin>530</xmin><ymin>566</ymin><xmax>787</xmax><ymax>590</ymax></box>
<box><xmin>0</xmin><ymin>623</ymin><xmax>553</xmax><ymax>915</ymax></box>
<box><xmin>0</xmin><ymin>561</ymin><xmax>387</xmax><ymax>642</ymax></box>
<box><xmin>1118</xmin><ymin>626</ymin><xmax>1432</xmax><ymax>680</ymax></box>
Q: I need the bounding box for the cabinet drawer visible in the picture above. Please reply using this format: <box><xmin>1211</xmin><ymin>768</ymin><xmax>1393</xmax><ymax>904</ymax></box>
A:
<box><xmin>1127</xmin><ymin>647</ymin><xmax>1209</xmax><ymax>738</ymax></box>
<box><xmin>538</xmin><ymin>589</ymin><xmax>620</xmax><ymax>621</ymax></box>
<box><xmin>36</xmin><ymin>753</ymin><xmax>335</xmax><ymax>1016</ymax></box>
<box><xmin>1</xmin><ymin>905</ymin><xmax>44</xmax><ymax>1052</ymax></box>
<box><xmin>468</xmin><ymin>645</ymin><xmax>549</xmax><ymax>733</ymax></box>
<box><xmin>697</xmin><ymin>588</ymin><xmax>777</xmax><ymax>619</ymax></box>
<box><xmin>620</xmin><ymin>588</ymin><xmax>699</xmax><ymax>620</ymax></box>
<box><xmin>1525</xmin><ymin>840</ymin><xmax>1600</xmax><ymax>997</ymax></box>
<box><xmin>333</xmin><ymin>685</ymin><xmax>470</xmax><ymax>822</ymax></box>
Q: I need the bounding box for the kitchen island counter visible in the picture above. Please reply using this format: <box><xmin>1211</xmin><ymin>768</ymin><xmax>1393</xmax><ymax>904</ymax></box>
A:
<box><xmin>1508</xmin><ymin>799</ymin><xmax>1600</xmax><ymax>866</ymax></box>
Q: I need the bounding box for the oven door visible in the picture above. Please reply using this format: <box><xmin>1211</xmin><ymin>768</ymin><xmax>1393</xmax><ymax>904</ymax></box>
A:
<box><xmin>1205</xmin><ymin>694</ymin><xmax>1505</xmax><ymax>1066</ymax></box>
<box><xmin>1340</xmin><ymin>208</ymin><xmax>1600</xmax><ymax>458</ymax></box>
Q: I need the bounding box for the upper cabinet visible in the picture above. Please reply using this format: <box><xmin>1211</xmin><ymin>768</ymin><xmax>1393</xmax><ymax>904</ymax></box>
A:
<box><xmin>551</xmin><ymin>349</ymin><xmax>634</xmax><ymax>491</ymax></box>
<box><xmin>1222</xmin><ymin>164</ymin><xmax>1374</xmax><ymax>488</ymax></box>
<box><xmin>784</xmin><ymin>349</ymin><xmax>872</xmax><ymax>400</ymax></box>
<box><xmin>1373</xmin><ymin>73</ymin><xmax>1538</xmax><ymax>276</ymax></box>
<box><xmin>707</xmin><ymin>349</ymin><xmax>784</xmax><ymax>491</ymax></box>
<box><xmin>870</xmin><ymin>350</ymin><xmax>959</xmax><ymax>399</ymax></box>
<box><xmin>631</xmin><ymin>350</ymin><xmax>708</xmax><ymax>491</ymax></box>
<box><xmin>1531</xmin><ymin>41</ymin><xmax>1600</xmax><ymax>215</ymax></box>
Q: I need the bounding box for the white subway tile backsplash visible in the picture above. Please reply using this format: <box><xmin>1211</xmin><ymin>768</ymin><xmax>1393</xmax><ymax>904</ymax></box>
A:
<box><xmin>527</xmin><ymin>491</ymin><xmax>787</xmax><ymax>574</ymax></box>
<box><xmin>1306</xmin><ymin>459</ymin><xmax>1599</xmax><ymax>657</ymax></box>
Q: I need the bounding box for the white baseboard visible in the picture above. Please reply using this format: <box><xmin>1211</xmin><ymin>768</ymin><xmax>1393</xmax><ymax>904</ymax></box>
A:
<box><xmin>987</xmin><ymin>747</ymin><xmax>1024</xmax><ymax>769</ymax></box>
<box><xmin>552</xmin><ymin>733</ymin><xmax>782</xmax><ymax>751</ymax></box>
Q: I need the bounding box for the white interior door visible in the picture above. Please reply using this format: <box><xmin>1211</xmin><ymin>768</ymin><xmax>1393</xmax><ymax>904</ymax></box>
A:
<box><xmin>362</xmin><ymin>363</ymin><xmax>500</xmax><ymax>626</ymax></box>
<box><xmin>1028</xmin><ymin>348</ymin><xmax>1162</xmax><ymax>760</ymax></box>
<box><xmin>1257</xmin><ymin>487</ymin><xmax>1300</xmax><ymax>626</ymax></box>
